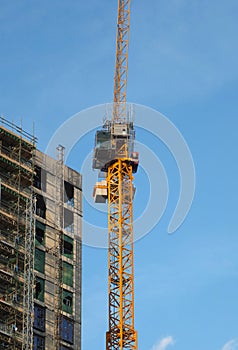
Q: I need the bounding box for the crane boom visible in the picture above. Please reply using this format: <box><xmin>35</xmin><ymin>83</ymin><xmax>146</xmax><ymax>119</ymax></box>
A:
<box><xmin>93</xmin><ymin>1</ymin><xmax>138</xmax><ymax>349</ymax></box>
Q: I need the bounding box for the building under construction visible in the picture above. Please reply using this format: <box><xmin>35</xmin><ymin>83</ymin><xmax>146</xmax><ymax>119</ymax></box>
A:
<box><xmin>0</xmin><ymin>117</ymin><xmax>82</xmax><ymax>350</ymax></box>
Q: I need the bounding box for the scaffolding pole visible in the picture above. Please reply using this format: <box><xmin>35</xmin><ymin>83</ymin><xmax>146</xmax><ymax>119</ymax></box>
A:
<box><xmin>54</xmin><ymin>145</ymin><xmax>65</xmax><ymax>349</ymax></box>
<box><xmin>22</xmin><ymin>196</ymin><xmax>36</xmax><ymax>350</ymax></box>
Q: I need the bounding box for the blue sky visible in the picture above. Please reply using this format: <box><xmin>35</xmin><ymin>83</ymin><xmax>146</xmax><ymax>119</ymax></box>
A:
<box><xmin>0</xmin><ymin>1</ymin><xmax>238</xmax><ymax>350</ymax></box>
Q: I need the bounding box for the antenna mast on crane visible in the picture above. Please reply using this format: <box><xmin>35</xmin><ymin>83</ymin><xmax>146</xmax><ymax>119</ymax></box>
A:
<box><xmin>93</xmin><ymin>1</ymin><xmax>139</xmax><ymax>349</ymax></box>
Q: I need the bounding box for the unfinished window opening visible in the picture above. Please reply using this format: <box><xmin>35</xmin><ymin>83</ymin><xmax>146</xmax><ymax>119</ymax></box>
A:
<box><xmin>64</xmin><ymin>181</ymin><xmax>74</xmax><ymax>207</ymax></box>
<box><xmin>33</xmin><ymin>334</ymin><xmax>45</xmax><ymax>350</ymax></box>
<box><xmin>35</xmin><ymin>221</ymin><xmax>45</xmax><ymax>246</ymax></box>
<box><xmin>63</xmin><ymin>235</ymin><xmax>73</xmax><ymax>259</ymax></box>
<box><xmin>64</xmin><ymin>208</ymin><xmax>74</xmax><ymax>233</ymax></box>
<box><xmin>63</xmin><ymin>262</ymin><xmax>73</xmax><ymax>287</ymax></box>
<box><xmin>34</xmin><ymin>304</ymin><xmax>45</xmax><ymax>332</ymax></box>
<box><xmin>34</xmin><ymin>248</ymin><xmax>45</xmax><ymax>274</ymax></box>
<box><xmin>60</xmin><ymin>317</ymin><xmax>74</xmax><ymax>344</ymax></box>
<box><xmin>34</xmin><ymin>166</ymin><xmax>46</xmax><ymax>191</ymax></box>
<box><xmin>34</xmin><ymin>277</ymin><xmax>45</xmax><ymax>302</ymax></box>
<box><xmin>60</xmin><ymin>346</ymin><xmax>71</xmax><ymax>350</ymax></box>
<box><xmin>62</xmin><ymin>289</ymin><xmax>73</xmax><ymax>314</ymax></box>
<box><xmin>36</xmin><ymin>194</ymin><xmax>46</xmax><ymax>219</ymax></box>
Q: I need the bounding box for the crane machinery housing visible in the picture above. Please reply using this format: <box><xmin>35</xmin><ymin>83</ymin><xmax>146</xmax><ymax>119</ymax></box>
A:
<box><xmin>92</xmin><ymin>1</ymin><xmax>139</xmax><ymax>349</ymax></box>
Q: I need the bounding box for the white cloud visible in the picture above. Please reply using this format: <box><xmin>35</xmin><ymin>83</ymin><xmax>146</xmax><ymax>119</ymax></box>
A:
<box><xmin>151</xmin><ymin>336</ymin><xmax>175</xmax><ymax>350</ymax></box>
<box><xmin>222</xmin><ymin>339</ymin><xmax>238</xmax><ymax>350</ymax></box>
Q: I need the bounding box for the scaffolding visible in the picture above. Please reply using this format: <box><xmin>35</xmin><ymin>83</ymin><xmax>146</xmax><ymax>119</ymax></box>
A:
<box><xmin>0</xmin><ymin>116</ymin><xmax>36</xmax><ymax>350</ymax></box>
<box><xmin>0</xmin><ymin>117</ymin><xmax>82</xmax><ymax>349</ymax></box>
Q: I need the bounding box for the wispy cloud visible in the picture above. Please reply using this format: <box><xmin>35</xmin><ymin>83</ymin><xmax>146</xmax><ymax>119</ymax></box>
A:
<box><xmin>222</xmin><ymin>339</ymin><xmax>238</xmax><ymax>350</ymax></box>
<box><xmin>151</xmin><ymin>336</ymin><xmax>175</xmax><ymax>350</ymax></box>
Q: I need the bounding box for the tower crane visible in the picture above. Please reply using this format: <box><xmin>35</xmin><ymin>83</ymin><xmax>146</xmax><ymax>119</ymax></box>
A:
<box><xmin>92</xmin><ymin>1</ymin><xmax>139</xmax><ymax>349</ymax></box>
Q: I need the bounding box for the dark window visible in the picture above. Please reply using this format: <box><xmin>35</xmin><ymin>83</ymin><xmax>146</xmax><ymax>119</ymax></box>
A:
<box><xmin>62</xmin><ymin>290</ymin><xmax>73</xmax><ymax>314</ymax></box>
<box><xmin>34</xmin><ymin>166</ymin><xmax>46</xmax><ymax>191</ymax></box>
<box><xmin>36</xmin><ymin>194</ymin><xmax>46</xmax><ymax>219</ymax></box>
<box><xmin>35</xmin><ymin>221</ymin><xmax>45</xmax><ymax>246</ymax></box>
<box><xmin>34</xmin><ymin>248</ymin><xmax>45</xmax><ymax>274</ymax></box>
<box><xmin>34</xmin><ymin>166</ymin><xmax>41</xmax><ymax>190</ymax></box>
<box><xmin>60</xmin><ymin>346</ymin><xmax>71</xmax><ymax>350</ymax></box>
<box><xmin>34</xmin><ymin>277</ymin><xmax>45</xmax><ymax>302</ymax></box>
<box><xmin>33</xmin><ymin>334</ymin><xmax>45</xmax><ymax>350</ymax></box>
<box><xmin>63</xmin><ymin>262</ymin><xmax>73</xmax><ymax>287</ymax></box>
<box><xmin>34</xmin><ymin>304</ymin><xmax>45</xmax><ymax>331</ymax></box>
<box><xmin>64</xmin><ymin>209</ymin><xmax>74</xmax><ymax>233</ymax></box>
<box><xmin>63</xmin><ymin>235</ymin><xmax>73</xmax><ymax>259</ymax></box>
<box><xmin>64</xmin><ymin>181</ymin><xmax>74</xmax><ymax>207</ymax></box>
<box><xmin>61</xmin><ymin>317</ymin><xmax>74</xmax><ymax>344</ymax></box>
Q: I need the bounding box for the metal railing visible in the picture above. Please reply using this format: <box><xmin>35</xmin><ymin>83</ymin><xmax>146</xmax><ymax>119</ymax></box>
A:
<box><xmin>0</xmin><ymin>322</ymin><xmax>23</xmax><ymax>341</ymax></box>
<box><xmin>0</xmin><ymin>172</ymin><xmax>31</xmax><ymax>198</ymax></box>
<box><xmin>0</xmin><ymin>115</ymin><xmax>37</xmax><ymax>145</ymax></box>
<box><xmin>0</xmin><ymin>144</ymin><xmax>33</xmax><ymax>170</ymax></box>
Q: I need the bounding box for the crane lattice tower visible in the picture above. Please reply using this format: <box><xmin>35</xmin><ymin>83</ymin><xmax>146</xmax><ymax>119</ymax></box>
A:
<box><xmin>93</xmin><ymin>1</ymin><xmax>139</xmax><ymax>349</ymax></box>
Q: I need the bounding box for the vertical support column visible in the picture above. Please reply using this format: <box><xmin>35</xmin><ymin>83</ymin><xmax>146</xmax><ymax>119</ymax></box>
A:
<box><xmin>106</xmin><ymin>159</ymin><xmax>137</xmax><ymax>350</ymax></box>
<box><xmin>113</xmin><ymin>0</ymin><xmax>131</xmax><ymax>123</ymax></box>
<box><xmin>22</xmin><ymin>195</ymin><xmax>36</xmax><ymax>350</ymax></box>
<box><xmin>74</xmin><ymin>186</ymin><xmax>82</xmax><ymax>350</ymax></box>
<box><xmin>54</xmin><ymin>145</ymin><xmax>65</xmax><ymax>349</ymax></box>
<box><xmin>22</xmin><ymin>137</ymin><xmax>36</xmax><ymax>350</ymax></box>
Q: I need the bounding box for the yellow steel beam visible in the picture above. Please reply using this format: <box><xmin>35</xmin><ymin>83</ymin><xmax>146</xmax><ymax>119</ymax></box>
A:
<box><xmin>106</xmin><ymin>159</ymin><xmax>137</xmax><ymax>349</ymax></box>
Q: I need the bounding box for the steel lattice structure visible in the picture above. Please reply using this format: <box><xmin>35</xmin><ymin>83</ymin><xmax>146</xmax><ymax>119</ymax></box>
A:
<box><xmin>106</xmin><ymin>1</ymin><xmax>138</xmax><ymax>348</ymax></box>
<box><xmin>93</xmin><ymin>1</ymin><xmax>138</xmax><ymax>349</ymax></box>
<box><xmin>22</xmin><ymin>196</ymin><xmax>36</xmax><ymax>350</ymax></box>
<box><xmin>54</xmin><ymin>145</ymin><xmax>65</xmax><ymax>349</ymax></box>
<box><xmin>113</xmin><ymin>0</ymin><xmax>131</xmax><ymax>123</ymax></box>
<box><xmin>106</xmin><ymin>159</ymin><xmax>137</xmax><ymax>349</ymax></box>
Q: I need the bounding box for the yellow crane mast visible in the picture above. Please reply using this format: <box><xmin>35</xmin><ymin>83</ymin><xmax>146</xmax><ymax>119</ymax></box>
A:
<box><xmin>113</xmin><ymin>0</ymin><xmax>130</xmax><ymax>122</ymax></box>
<box><xmin>93</xmin><ymin>1</ymin><xmax>139</xmax><ymax>349</ymax></box>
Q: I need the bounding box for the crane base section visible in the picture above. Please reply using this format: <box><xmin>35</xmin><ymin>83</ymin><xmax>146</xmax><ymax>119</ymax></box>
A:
<box><xmin>106</xmin><ymin>159</ymin><xmax>138</xmax><ymax>350</ymax></box>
